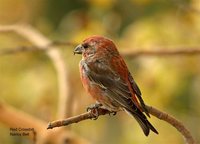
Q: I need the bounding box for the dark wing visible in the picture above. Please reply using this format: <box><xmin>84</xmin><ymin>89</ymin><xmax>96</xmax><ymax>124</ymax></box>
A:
<box><xmin>128</xmin><ymin>72</ymin><xmax>141</xmax><ymax>96</ymax></box>
<box><xmin>128</xmin><ymin>72</ymin><xmax>150</xmax><ymax>117</ymax></box>
<box><xmin>83</xmin><ymin>59</ymin><xmax>138</xmax><ymax>112</ymax></box>
<box><xmin>83</xmin><ymin>59</ymin><xmax>158</xmax><ymax>135</ymax></box>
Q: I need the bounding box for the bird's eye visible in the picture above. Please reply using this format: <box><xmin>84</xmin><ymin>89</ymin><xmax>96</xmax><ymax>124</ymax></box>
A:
<box><xmin>83</xmin><ymin>43</ymin><xmax>89</xmax><ymax>49</ymax></box>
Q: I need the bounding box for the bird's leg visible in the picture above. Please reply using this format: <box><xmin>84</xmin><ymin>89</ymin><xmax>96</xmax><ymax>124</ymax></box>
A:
<box><xmin>86</xmin><ymin>103</ymin><xmax>103</xmax><ymax>120</ymax></box>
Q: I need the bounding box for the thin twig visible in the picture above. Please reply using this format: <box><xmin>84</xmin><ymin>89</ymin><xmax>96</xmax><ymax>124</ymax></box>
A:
<box><xmin>0</xmin><ymin>46</ymin><xmax>40</xmax><ymax>55</ymax></box>
<box><xmin>122</xmin><ymin>48</ymin><xmax>200</xmax><ymax>58</ymax></box>
<box><xmin>0</xmin><ymin>42</ymin><xmax>76</xmax><ymax>56</ymax></box>
<box><xmin>47</xmin><ymin>105</ymin><xmax>195</xmax><ymax>144</ymax></box>
<box><xmin>0</xmin><ymin>44</ymin><xmax>200</xmax><ymax>57</ymax></box>
<box><xmin>0</xmin><ymin>40</ymin><xmax>76</xmax><ymax>56</ymax></box>
<box><xmin>146</xmin><ymin>105</ymin><xmax>195</xmax><ymax>144</ymax></box>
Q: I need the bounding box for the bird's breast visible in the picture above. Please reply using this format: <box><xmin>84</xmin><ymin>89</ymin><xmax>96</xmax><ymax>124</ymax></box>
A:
<box><xmin>79</xmin><ymin>61</ymin><xmax>110</xmax><ymax>101</ymax></box>
<box><xmin>79</xmin><ymin>60</ymin><xmax>98</xmax><ymax>97</ymax></box>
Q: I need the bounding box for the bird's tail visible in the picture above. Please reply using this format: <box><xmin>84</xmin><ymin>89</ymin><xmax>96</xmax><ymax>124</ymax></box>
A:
<box><xmin>126</xmin><ymin>109</ymin><xmax>158</xmax><ymax>136</ymax></box>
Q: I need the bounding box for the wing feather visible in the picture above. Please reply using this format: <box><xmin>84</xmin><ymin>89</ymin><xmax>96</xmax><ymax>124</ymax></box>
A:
<box><xmin>128</xmin><ymin>72</ymin><xmax>150</xmax><ymax>117</ymax></box>
<box><xmin>84</xmin><ymin>59</ymin><xmax>137</xmax><ymax>112</ymax></box>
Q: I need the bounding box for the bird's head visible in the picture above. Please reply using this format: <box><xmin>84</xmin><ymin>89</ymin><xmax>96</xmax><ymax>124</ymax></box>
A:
<box><xmin>74</xmin><ymin>35</ymin><xmax>119</xmax><ymax>59</ymax></box>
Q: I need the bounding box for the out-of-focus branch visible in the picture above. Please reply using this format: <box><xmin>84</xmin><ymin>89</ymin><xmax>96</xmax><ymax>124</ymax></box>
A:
<box><xmin>0</xmin><ymin>24</ymin><xmax>72</xmax><ymax>119</ymax></box>
<box><xmin>0</xmin><ymin>102</ymin><xmax>90</xmax><ymax>144</ymax></box>
<box><xmin>121</xmin><ymin>48</ymin><xmax>200</xmax><ymax>58</ymax></box>
<box><xmin>0</xmin><ymin>102</ymin><xmax>45</xmax><ymax>143</ymax></box>
<box><xmin>0</xmin><ymin>41</ymin><xmax>76</xmax><ymax>56</ymax></box>
<box><xmin>0</xmin><ymin>24</ymin><xmax>91</xmax><ymax>143</ymax></box>
<box><xmin>47</xmin><ymin>105</ymin><xmax>195</xmax><ymax>144</ymax></box>
<box><xmin>0</xmin><ymin>43</ymin><xmax>200</xmax><ymax>58</ymax></box>
<box><xmin>0</xmin><ymin>46</ymin><xmax>40</xmax><ymax>55</ymax></box>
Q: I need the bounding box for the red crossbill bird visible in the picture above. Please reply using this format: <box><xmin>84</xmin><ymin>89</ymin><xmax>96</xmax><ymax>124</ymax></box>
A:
<box><xmin>74</xmin><ymin>35</ymin><xmax>158</xmax><ymax>136</ymax></box>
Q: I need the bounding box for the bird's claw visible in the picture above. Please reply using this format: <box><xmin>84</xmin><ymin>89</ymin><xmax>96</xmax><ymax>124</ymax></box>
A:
<box><xmin>86</xmin><ymin>103</ymin><xmax>102</xmax><ymax>112</ymax></box>
<box><xmin>109</xmin><ymin>111</ymin><xmax>117</xmax><ymax>116</ymax></box>
<box><xmin>86</xmin><ymin>103</ymin><xmax>102</xmax><ymax>120</ymax></box>
<box><xmin>92</xmin><ymin>114</ymin><xmax>98</xmax><ymax>120</ymax></box>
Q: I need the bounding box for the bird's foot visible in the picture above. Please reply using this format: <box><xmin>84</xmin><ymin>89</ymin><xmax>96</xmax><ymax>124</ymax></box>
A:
<box><xmin>109</xmin><ymin>111</ymin><xmax>117</xmax><ymax>116</ymax></box>
<box><xmin>86</xmin><ymin>103</ymin><xmax>103</xmax><ymax>120</ymax></box>
<box><xmin>86</xmin><ymin>103</ymin><xmax>103</xmax><ymax>112</ymax></box>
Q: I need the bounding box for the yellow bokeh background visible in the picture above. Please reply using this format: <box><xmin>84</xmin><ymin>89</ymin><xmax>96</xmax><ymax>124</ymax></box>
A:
<box><xmin>0</xmin><ymin>0</ymin><xmax>200</xmax><ymax>144</ymax></box>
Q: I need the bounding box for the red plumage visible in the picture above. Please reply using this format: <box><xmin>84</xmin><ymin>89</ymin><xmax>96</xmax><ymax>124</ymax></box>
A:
<box><xmin>74</xmin><ymin>35</ymin><xmax>158</xmax><ymax>136</ymax></box>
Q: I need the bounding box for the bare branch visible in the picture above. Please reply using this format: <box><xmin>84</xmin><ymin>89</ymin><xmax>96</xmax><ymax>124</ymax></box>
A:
<box><xmin>0</xmin><ymin>102</ymin><xmax>45</xmax><ymax>143</ymax></box>
<box><xmin>0</xmin><ymin>24</ymin><xmax>73</xmax><ymax>119</ymax></box>
<box><xmin>0</xmin><ymin>43</ymin><xmax>200</xmax><ymax>58</ymax></box>
<box><xmin>0</xmin><ymin>25</ymin><xmax>197</xmax><ymax>143</ymax></box>
<box><xmin>0</xmin><ymin>102</ymin><xmax>90</xmax><ymax>144</ymax></box>
<box><xmin>121</xmin><ymin>48</ymin><xmax>200</xmax><ymax>58</ymax></box>
<box><xmin>0</xmin><ymin>24</ymin><xmax>90</xmax><ymax>143</ymax></box>
<box><xmin>0</xmin><ymin>41</ymin><xmax>76</xmax><ymax>56</ymax></box>
<box><xmin>0</xmin><ymin>46</ymin><xmax>40</xmax><ymax>55</ymax></box>
<box><xmin>47</xmin><ymin>108</ymin><xmax>110</xmax><ymax>129</ymax></box>
<box><xmin>146</xmin><ymin>105</ymin><xmax>195</xmax><ymax>144</ymax></box>
<box><xmin>47</xmin><ymin>105</ymin><xmax>195</xmax><ymax>144</ymax></box>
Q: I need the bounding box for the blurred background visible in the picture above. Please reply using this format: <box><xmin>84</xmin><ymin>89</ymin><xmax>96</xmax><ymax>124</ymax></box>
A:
<box><xmin>0</xmin><ymin>0</ymin><xmax>200</xmax><ymax>144</ymax></box>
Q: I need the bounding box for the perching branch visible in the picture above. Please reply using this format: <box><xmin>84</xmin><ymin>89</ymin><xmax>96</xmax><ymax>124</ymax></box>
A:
<box><xmin>0</xmin><ymin>25</ymin><xmax>197</xmax><ymax>144</ymax></box>
<box><xmin>47</xmin><ymin>105</ymin><xmax>195</xmax><ymax>144</ymax></box>
<box><xmin>146</xmin><ymin>105</ymin><xmax>195</xmax><ymax>144</ymax></box>
<box><xmin>47</xmin><ymin>108</ymin><xmax>111</xmax><ymax>129</ymax></box>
